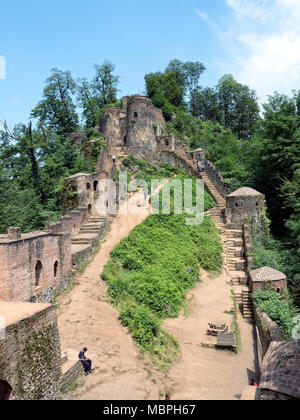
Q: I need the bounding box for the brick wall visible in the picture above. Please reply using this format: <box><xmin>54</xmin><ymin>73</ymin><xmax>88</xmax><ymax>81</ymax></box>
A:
<box><xmin>254</xmin><ymin>307</ymin><xmax>284</xmax><ymax>359</ymax></box>
<box><xmin>259</xmin><ymin>340</ymin><xmax>300</xmax><ymax>400</ymax></box>
<box><xmin>0</xmin><ymin>244</ymin><xmax>10</xmax><ymax>301</ymax></box>
<box><xmin>205</xmin><ymin>161</ymin><xmax>230</xmax><ymax>199</ymax></box>
<box><xmin>0</xmin><ymin>303</ymin><xmax>62</xmax><ymax>400</ymax></box>
<box><xmin>0</xmin><ymin>232</ymin><xmax>72</xmax><ymax>303</ymax></box>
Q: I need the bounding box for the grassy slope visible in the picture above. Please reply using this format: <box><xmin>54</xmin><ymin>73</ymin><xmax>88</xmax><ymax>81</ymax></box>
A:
<box><xmin>102</xmin><ymin>159</ymin><xmax>222</xmax><ymax>370</ymax></box>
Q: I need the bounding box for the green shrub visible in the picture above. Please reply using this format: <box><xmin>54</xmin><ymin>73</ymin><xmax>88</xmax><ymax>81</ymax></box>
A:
<box><xmin>103</xmin><ymin>162</ymin><xmax>221</xmax><ymax>368</ymax></box>
<box><xmin>103</xmin><ymin>213</ymin><xmax>222</xmax><ymax>362</ymax></box>
<box><xmin>252</xmin><ymin>289</ymin><xmax>299</xmax><ymax>340</ymax></box>
<box><xmin>120</xmin><ymin>303</ymin><xmax>161</xmax><ymax>348</ymax></box>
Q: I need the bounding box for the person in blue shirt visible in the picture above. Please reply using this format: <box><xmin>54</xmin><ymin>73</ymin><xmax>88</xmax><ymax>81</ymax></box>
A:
<box><xmin>78</xmin><ymin>347</ymin><xmax>92</xmax><ymax>376</ymax></box>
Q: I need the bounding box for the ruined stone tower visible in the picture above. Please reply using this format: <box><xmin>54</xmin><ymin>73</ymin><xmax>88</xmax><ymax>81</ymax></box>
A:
<box><xmin>226</xmin><ymin>187</ymin><xmax>265</xmax><ymax>227</ymax></box>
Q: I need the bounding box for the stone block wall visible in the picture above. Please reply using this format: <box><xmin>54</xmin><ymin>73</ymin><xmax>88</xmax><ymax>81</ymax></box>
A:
<box><xmin>159</xmin><ymin>150</ymin><xmax>198</xmax><ymax>177</ymax></box>
<box><xmin>72</xmin><ymin>217</ymin><xmax>109</xmax><ymax>271</ymax></box>
<box><xmin>0</xmin><ymin>303</ymin><xmax>62</xmax><ymax>400</ymax></box>
<box><xmin>126</xmin><ymin>95</ymin><xmax>165</xmax><ymax>153</ymax></box>
<box><xmin>260</xmin><ymin>390</ymin><xmax>297</xmax><ymax>400</ymax></box>
<box><xmin>99</xmin><ymin>107</ymin><xmax>127</xmax><ymax>150</ymax></box>
<box><xmin>60</xmin><ymin>361</ymin><xmax>83</xmax><ymax>393</ymax></box>
<box><xmin>0</xmin><ymin>231</ymin><xmax>72</xmax><ymax>303</ymax></box>
<box><xmin>243</xmin><ymin>222</ymin><xmax>254</xmax><ymax>274</ymax></box>
<box><xmin>259</xmin><ymin>340</ymin><xmax>300</xmax><ymax>400</ymax></box>
<box><xmin>254</xmin><ymin>307</ymin><xmax>284</xmax><ymax>360</ymax></box>
<box><xmin>205</xmin><ymin>161</ymin><xmax>230</xmax><ymax>199</ymax></box>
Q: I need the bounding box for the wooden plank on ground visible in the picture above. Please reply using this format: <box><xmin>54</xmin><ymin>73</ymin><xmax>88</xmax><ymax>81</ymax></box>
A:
<box><xmin>217</xmin><ymin>333</ymin><xmax>235</xmax><ymax>347</ymax></box>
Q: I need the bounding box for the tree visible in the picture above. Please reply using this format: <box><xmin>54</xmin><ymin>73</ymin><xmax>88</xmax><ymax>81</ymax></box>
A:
<box><xmin>190</xmin><ymin>87</ymin><xmax>219</xmax><ymax>121</ymax></box>
<box><xmin>215</xmin><ymin>74</ymin><xmax>260</xmax><ymax>139</ymax></box>
<box><xmin>32</xmin><ymin>68</ymin><xmax>79</xmax><ymax>136</ymax></box>
<box><xmin>92</xmin><ymin>60</ymin><xmax>119</xmax><ymax>108</ymax></box>
<box><xmin>182</xmin><ymin>61</ymin><xmax>206</xmax><ymax>100</ymax></box>
<box><xmin>77</xmin><ymin>78</ymin><xmax>99</xmax><ymax>128</ymax></box>
<box><xmin>145</xmin><ymin>59</ymin><xmax>206</xmax><ymax>120</ymax></box>
<box><xmin>254</xmin><ymin>93</ymin><xmax>300</xmax><ymax>234</ymax></box>
<box><xmin>77</xmin><ymin>60</ymin><xmax>119</xmax><ymax>128</ymax></box>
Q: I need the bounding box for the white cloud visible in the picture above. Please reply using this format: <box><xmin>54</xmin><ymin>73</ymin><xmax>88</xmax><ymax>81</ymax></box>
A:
<box><xmin>0</xmin><ymin>55</ymin><xmax>6</xmax><ymax>80</ymax></box>
<box><xmin>226</xmin><ymin>0</ymin><xmax>268</xmax><ymax>20</ymax></box>
<box><xmin>224</xmin><ymin>0</ymin><xmax>300</xmax><ymax>102</ymax></box>
<box><xmin>10</xmin><ymin>97</ymin><xmax>22</xmax><ymax>106</ymax></box>
<box><xmin>196</xmin><ymin>10</ymin><xmax>209</xmax><ymax>22</ymax></box>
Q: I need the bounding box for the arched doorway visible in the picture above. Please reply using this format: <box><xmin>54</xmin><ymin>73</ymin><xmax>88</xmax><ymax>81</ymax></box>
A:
<box><xmin>35</xmin><ymin>261</ymin><xmax>43</xmax><ymax>287</ymax></box>
<box><xmin>0</xmin><ymin>380</ymin><xmax>12</xmax><ymax>400</ymax></box>
<box><xmin>54</xmin><ymin>261</ymin><xmax>59</xmax><ymax>278</ymax></box>
<box><xmin>88</xmin><ymin>204</ymin><xmax>92</xmax><ymax>215</ymax></box>
<box><xmin>93</xmin><ymin>181</ymin><xmax>99</xmax><ymax>192</ymax></box>
<box><xmin>123</xmin><ymin>135</ymin><xmax>127</xmax><ymax>147</ymax></box>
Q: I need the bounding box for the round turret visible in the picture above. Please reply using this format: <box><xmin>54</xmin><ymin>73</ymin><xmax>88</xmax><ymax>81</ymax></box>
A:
<box><xmin>126</xmin><ymin>95</ymin><xmax>165</xmax><ymax>152</ymax></box>
<box><xmin>226</xmin><ymin>187</ymin><xmax>264</xmax><ymax>226</ymax></box>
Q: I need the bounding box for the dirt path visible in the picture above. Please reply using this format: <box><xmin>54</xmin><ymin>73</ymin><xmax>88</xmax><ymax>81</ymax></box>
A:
<box><xmin>163</xmin><ymin>267</ymin><xmax>257</xmax><ymax>400</ymax></box>
<box><xmin>58</xmin><ymin>194</ymin><xmax>257</xmax><ymax>400</ymax></box>
<box><xmin>58</xmin><ymin>190</ymin><xmax>165</xmax><ymax>400</ymax></box>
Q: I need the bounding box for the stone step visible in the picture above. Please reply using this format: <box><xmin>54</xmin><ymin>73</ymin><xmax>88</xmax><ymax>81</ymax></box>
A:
<box><xmin>72</xmin><ymin>237</ymin><xmax>95</xmax><ymax>243</ymax></box>
<box><xmin>71</xmin><ymin>240</ymin><xmax>93</xmax><ymax>245</ymax></box>
<box><xmin>80</xmin><ymin>229</ymin><xmax>100</xmax><ymax>234</ymax></box>
<box><xmin>83</xmin><ymin>220</ymin><xmax>104</xmax><ymax>225</ymax></box>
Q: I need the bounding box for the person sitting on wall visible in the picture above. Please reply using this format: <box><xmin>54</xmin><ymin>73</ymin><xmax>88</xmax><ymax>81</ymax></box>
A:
<box><xmin>112</xmin><ymin>155</ymin><xmax>116</xmax><ymax>164</ymax></box>
<box><xmin>78</xmin><ymin>347</ymin><xmax>92</xmax><ymax>376</ymax></box>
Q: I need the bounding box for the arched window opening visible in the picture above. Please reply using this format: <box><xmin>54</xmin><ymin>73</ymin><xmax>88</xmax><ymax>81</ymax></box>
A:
<box><xmin>134</xmin><ymin>112</ymin><xmax>138</xmax><ymax>118</ymax></box>
<box><xmin>87</xmin><ymin>183</ymin><xmax>91</xmax><ymax>190</ymax></box>
<box><xmin>35</xmin><ymin>261</ymin><xmax>43</xmax><ymax>287</ymax></box>
<box><xmin>54</xmin><ymin>261</ymin><xmax>59</xmax><ymax>278</ymax></box>
<box><xmin>93</xmin><ymin>181</ymin><xmax>99</xmax><ymax>192</ymax></box>
<box><xmin>123</xmin><ymin>135</ymin><xmax>127</xmax><ymax>147</ymax></box>
<box><xmin>0</xmin><ymin>380</ymin><xmax>12</xmax><ymax>401</ymax></box>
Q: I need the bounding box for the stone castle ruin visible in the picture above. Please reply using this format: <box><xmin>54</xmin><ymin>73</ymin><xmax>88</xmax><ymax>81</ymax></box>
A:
<box><xmin>0</xmin><ymin>94</ymin><xmax>299</xmax><ymax>400</ymax></box>
<box><xmin>226</xmin><ymin>187</ymin><xmax>265</xmax><ymax>228</ymax></box>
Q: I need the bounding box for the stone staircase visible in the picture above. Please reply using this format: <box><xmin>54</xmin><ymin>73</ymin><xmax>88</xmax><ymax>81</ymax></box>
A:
<box><xmin>206</xmin><ymin>206</ymin><xmax>224</xmax><ymax>230</ymax></box>
<box><xmin>112</xmin><ymin>147</ymin><xmax>128</xmax><ymax>171</ymax></box>
<box><xmin>225</xmin><ymin>227</ymin><xmax>254</xmax><ymax>321</ymax></box>
<box><xmin>71</xmin><ymin>216</ymin><xmax>107</xmax><ymax>246</ymax></box>
<box><xmin>242</xmin><ymin>288</ymin><xmax>254</xmax><ymax>320</ymax></box>
<box><xmin>200</xmin><ymin>173</ymin><xmax>226</xmax><ymax>208</ymax></box>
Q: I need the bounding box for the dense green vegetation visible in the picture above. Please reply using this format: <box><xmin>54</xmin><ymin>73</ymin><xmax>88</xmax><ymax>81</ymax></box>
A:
<box><xmin>120</xmin><ymin>154</ymin><xmax>216</xmax><ymax>211</ymax></box>
<box><xmin>252</xmin><ymin>289</ymin><xmax>299</xmax><ymax>341</ymax></box>
<box><xmin>145</xmin><ymin>60</ymin><xmax>300</xmax><ymax>308</ymax></box>
<box><xmin>102</xmin><ymin>176</ymin><xmax>222</xmax><ymax>368</ymax></box>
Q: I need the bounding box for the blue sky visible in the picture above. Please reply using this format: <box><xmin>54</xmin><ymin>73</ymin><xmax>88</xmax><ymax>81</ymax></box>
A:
<box><xmin>0</xmin><ymin>0</ymin><xmax>299</xmax><ymax>128</ymax></box>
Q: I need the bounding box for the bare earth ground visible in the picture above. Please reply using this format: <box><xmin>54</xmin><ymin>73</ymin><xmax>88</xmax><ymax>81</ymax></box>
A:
<box><xmin>58</xmin><ymin>192</ymin><xmax>257</xmax><ymax>400</ymax></box>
